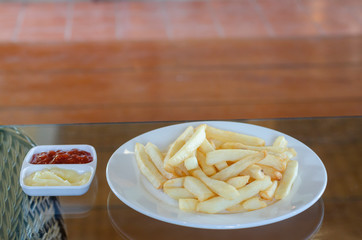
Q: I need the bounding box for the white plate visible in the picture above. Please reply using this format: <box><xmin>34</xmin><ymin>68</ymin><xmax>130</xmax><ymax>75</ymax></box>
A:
<box><xmin>106</xmin><ymin>121</ymin><xmax>327</xmax><ymax>229</ymax></box>
<box><xmin>20</xmin><ymin>144</ymin><xmax>97</xmax><ymax>196</ymax></box>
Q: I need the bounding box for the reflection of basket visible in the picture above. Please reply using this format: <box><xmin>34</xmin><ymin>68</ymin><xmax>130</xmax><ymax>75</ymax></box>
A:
<box><xmin>0</xmin><ymin>127</ymin><xmax>66</xmax><ymax>240</ymax></box>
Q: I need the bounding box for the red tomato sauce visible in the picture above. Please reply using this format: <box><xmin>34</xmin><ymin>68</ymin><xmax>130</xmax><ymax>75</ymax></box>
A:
<box><xmin>30</xmin><ymin>149</ymin><xmax>93</xmax><ymax>164</ymax></box>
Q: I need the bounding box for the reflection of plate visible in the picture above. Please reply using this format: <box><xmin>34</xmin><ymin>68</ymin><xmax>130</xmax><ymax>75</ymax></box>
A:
<box><xmin>107</xmin><ymin>191</ymin><xmax>324</xmax><ymax>239</ymax></box>
<box><xmin>106</xmin><ymin>121</ymin><xmax>327</xmax><ymax>229</ymax></box>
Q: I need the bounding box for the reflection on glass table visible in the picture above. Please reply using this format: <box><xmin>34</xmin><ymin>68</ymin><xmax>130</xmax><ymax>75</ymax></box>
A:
<box><xmin>107</xmin><ymin>190</ymin><xmax>324</xmax><ymax>240</ymax></box>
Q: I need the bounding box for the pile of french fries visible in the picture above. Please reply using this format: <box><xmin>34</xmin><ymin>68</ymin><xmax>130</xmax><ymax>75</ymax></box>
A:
<box><xmin>134</xmin><ymin>124</ymin><xmax>298</xmax><ymax>214</ymax></box>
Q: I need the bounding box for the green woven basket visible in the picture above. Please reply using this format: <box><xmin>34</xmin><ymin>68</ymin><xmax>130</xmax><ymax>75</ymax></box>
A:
<box><xmin>0</xmin><ymin>127</ymin><xmax>66</xmax><ymax>240</ymax></box>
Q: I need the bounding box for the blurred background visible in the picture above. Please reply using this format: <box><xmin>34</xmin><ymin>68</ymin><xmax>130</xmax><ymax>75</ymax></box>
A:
<box><xmin>0</xmin><ymin>0</ymin><xmax>361</xmax><ymax>124</ymax></box>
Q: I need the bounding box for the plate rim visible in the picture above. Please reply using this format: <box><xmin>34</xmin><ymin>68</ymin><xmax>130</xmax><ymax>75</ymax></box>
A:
<box><xmin>106</xmin><ymin>120</ymin><xmax>328</xmax><ymax>229</ymax></box>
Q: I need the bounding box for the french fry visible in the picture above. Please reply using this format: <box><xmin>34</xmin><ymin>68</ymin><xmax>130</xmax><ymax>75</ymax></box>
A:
<box><xmin>241</xmin><ymin>164</ymin><xmax>265</xmax><ymax>180</ymax></box>
<box><xmin>184</xmin><ymin>176</ymin><xmax>215</xmax><ymax>201</ymax></box>
<box><xmin>163</xmin><ymin>177</ymin><xmax>184</xmax><ymax>188</ymax></box>
<box><xmin>145</xmin><ymin>142</ymin><xmax>175</xmax><ymax>179</ymax></box>
<box><xmin>174</xmin><ymin>162</ymin><xmax>190</xmax><ymax>177</ymax></box>
<box><xmin>242</xmin><ymin>196</ymin><xmax>267</xmax><ymax>211</ymax></box>
<box><xmin>135</xmin><ymin>143</ymin><xmax>166</xmax><ymax>189</ymax></box>
<box><xmin>164</xmin><ymin>187</ymin><xmax>195</xmax><ymax>199</ymax></box>
<box><xmin>174</xmin><ymin>167</ymin><xmax>185</xmax><ymax>177</ymax></box>
<box><xmin>270</xmin><ymin>149</ymin><xmax>296</xmax><ymax>163</ymax></box>
<box><xmin>179</xmin><ymin>199</ymin><xmax>199</xmax><ymax>212</ymax></box>
<box><xmin>192</xmin><ymin>169</ymin><xmax>239</xmax><ymax>200</ymax></box>
<box><xmin>210</xmin><ymin>139</ymin><xmax>223</xmax><ymax>149</ymax></box>
<box><xmin>214</xmin><ymin>161</ymin><xmax>228</xmax><ymax>171</ymax></box>
<box><xmin>285</xmin><ymin>148</ymin><xmax>297</xmax><ymax>159</ymax></box>
<box><xmin>273</xmin><ymin>136</ymin><xmax>288</xmax><ymax>148</ymax></box>
<box><xmin>197</xmin><ymin>150</ymin><xmax>217</xmax><ymax>176</ymax></box>
<box><xmin>205</xmin><ymin>125</ymin><xmax>265</xmax><ymax>146</ymax></box>
<box><xmin>163</xmin><ymin>126</ymin><xmax>194</xmax><ymax>172</ymax></box>
<box><xmin>221</xmin><ymin>142</ymin><xmax>286</xmax><ymax>153</ymax></box>
<box><xmin>275</xmin><ymin>160</ymin><xmax>298</xmax><ymax>200</ymax></box>
<box><xmin>200</xmin><ymin>139</ymin><xmax>228</xmax><ymax>170</ymax></box>
<box><xmin>134</xmin><ymin>124</ymin><xmax>299</xmax><ymax>214</ymax></box>
<box><xmin>206</xmin><ymin>149</ymin><xmax>258</xmax><ymax>165</ymax></box>
<box><xmin>184</xmin><ymin>155</ymin><xmax>198</xmax><ymax>171</ymax></box>
<box><xmin>226</xmin><ymin>176</ymin><xmax>250</xmax><ymax>189</ymax></box>
<box><xmin>257</xmin><ymin>154</ymin><xmax>286</xmax><ymax>172</ymax></box>
<box><xmin>197</xmin><ymin>176</ymin><xmax>272</xmax><ymax>214</ymax></box>
<box><xmin>226</xmin><ymin>203</ymin><xmax>245</xmax><ymax>213</ymax></box>
<box><xmin>167</xmin><ymin>125</ymin><xmax>206</xmax><ymax>167</ymax></box>
<box><xmin>260</xmin><ymin>180</ymin><xmax>278</xmax><ymax>200</ymax></box>
<box><xmin>259</xmin><ymin>165</ymin><xmax>282</xmax><ymax>181</ymax></box>
<box><xmin>270</xmin><ymin>136</ymin><xmax>296</xmax><ymax>160</ymax></box>
<box><xmin>211</xmin><ymin>152</ymin><xmax>266</xmax><ymax>181</ymax></box>
<box><xmin>198</xmin><ymin>139</ymin><xmax>215</xmax><ymax>154</ymax></box>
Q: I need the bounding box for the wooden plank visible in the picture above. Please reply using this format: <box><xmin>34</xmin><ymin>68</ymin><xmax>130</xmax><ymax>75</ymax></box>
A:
<box><xmin>0</xmin><ymin>37</ymin><xmax>360</xmax><ymax>72</ymax></box>
<box><xmin>0</xmin><ymin>65</ymin><xmax>360</xmax><ymax>124</ymax></box>
<box><xmin>0</xmin><ymin>65</ymin><xmax>360</xmax><ymax>107</ymax></box>
<box><xmin>0</xmin><ymin>37</ymin><xmax>361</xmax><ymax>124</ymax></box>
<box><xmin>1</xmin><ymin>98</ymin><xmax>360</xmax><ymax>125</ymax></box>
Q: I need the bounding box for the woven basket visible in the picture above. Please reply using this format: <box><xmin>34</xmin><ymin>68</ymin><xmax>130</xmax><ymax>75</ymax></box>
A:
<box><xmin>0</xmin><ymin>127</ymin><xmax>66</xmax><ymax>240</ymax></box>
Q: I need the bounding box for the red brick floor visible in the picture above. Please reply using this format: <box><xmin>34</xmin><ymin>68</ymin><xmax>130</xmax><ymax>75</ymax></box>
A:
<box><xmin>0</xmin><ymin>0</ymin><xmax>360</xmax><ymax>42</ymax></box>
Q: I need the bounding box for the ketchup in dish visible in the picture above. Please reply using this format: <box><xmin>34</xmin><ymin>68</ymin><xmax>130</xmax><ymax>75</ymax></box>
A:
<box><xmin>30</xmin><ymin>149</ymin><xmax>93</xmax><ymax>164</ymax></box>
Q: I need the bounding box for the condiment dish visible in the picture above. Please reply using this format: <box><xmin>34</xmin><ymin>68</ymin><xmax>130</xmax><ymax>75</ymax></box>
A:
<box><xmin>20</xmin><ymin>144</ymin><xmax>97</xmax><ymax>196</ymax></box>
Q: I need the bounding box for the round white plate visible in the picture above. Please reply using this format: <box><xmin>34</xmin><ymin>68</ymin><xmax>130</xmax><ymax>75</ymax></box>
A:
<box><xmin>106</xmin><ymin>121</ymin><xmax>327</xmax><ymax>229</ymax></box>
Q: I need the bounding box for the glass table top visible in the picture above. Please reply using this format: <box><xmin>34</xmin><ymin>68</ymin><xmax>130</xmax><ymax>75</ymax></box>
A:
<box><xmin>0</xmin><ymin>117</ymin><xmax>361</xmax><ymax>239</ymax></box>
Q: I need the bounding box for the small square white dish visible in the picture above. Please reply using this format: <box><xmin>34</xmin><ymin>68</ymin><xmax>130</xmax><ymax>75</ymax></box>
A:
<box><xmin>20</xmin><ymin>144</ymin><xmax>97</xmax><ymax>196</ymax></box>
